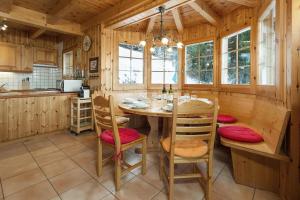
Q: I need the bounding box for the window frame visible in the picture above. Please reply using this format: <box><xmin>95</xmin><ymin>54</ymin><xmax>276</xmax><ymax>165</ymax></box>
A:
<box><xmin>257</xmin><ymin>0</ymin><xmax>276</xmax><ymax>86</ymax></box>
<box><xmin>221</xmin><ymin>27</ymin><xmax>252</xmax><ymax>85</ymax></box>
<box><xmin>62</xmin><ymin>49</ymin><xmax>74</xmax><ymax>79</ymax></box>
<box><xmin>114</xmin><ymin>42</ymin><xmax>146</xmax><ymax>90</ymax></box>
<box><xmin>182</xmin><ymin>37</ymin><xmax>216</xmax><ymax>89</ymax></box>
<box><xmin>148</xmin><ymin>45</ymin><xmax>181</xmax><ymax>89</ymax></box>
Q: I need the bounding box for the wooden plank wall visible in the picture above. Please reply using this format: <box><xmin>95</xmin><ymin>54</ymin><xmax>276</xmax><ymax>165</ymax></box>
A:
<box><xmin>0</xmin><ymin>95</ymin><xmax>72</xmax><ymax>142</ymax></box>
<box><xmin>0</xmin><ymin>28</ymin><xmax>57</xmax><ymax>49</ymax></box>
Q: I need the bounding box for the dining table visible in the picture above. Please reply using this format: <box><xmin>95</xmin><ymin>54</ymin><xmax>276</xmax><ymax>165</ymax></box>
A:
<box><xmin>118</xmin><ymin>94</ymin><xmax>173</xmax><ymax>151</ymax></box>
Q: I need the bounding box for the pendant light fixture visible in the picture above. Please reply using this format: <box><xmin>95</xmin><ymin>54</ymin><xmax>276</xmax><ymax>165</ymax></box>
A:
<box><xmin>139</xmin><ymin>6</ymin><xmax>183</xmax><ymax>51</ymax></box>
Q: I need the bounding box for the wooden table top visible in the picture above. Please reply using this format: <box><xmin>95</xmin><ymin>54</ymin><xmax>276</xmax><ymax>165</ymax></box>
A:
<box><xmin>119</xmin><ymin>99</ymin><xmax>172</xmax><ymax>118</ymax></box>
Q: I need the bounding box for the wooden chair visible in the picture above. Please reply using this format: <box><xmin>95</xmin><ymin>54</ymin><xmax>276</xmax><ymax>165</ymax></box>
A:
<box><xmin>159</xmin><ymin>96</ymin><xmax>218</xmax><ymax>200</ymax></box>
<box><xmin>92</xmin><ymin>93</ymin><xmax>147</xmax><ymax>191</ymax></box>
<box><xmin>93</xmin><ymin>90</ymin><xmax>130</xmax><ymax>126</ymax></box>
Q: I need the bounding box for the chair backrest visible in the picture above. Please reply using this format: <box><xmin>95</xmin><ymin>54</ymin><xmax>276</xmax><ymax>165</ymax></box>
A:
<box><xmin>92</xmin><ymin>92</ymin><xmax>121</xmax><ymax>151</ymax></box>
<box><xmin>170</xmin><ymin>96</ymin><xmax>219</xmax><ymax>158</ymax></box>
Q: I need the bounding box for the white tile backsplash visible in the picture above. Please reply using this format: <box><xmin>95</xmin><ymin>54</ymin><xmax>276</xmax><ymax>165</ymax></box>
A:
<box><xmin>0</xmin><ymin>67</ymin><xmax>62</xmax><ymax>90</ymax></box>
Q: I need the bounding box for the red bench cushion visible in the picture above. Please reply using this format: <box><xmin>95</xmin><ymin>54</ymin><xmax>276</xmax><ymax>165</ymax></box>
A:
<box><xmin>218</xmin><ymin>126</ymin><xmax>264</xmax><ymax>143</ymax></box>
<box><xmin>100</xmin><ymin>128</ymin><xmax>140</xmax><ymax>144</ymax></box>
<box><xmin>217</xmin><ymin>114</ymin><xmax>237</xmax><ymax>123</ymax></box>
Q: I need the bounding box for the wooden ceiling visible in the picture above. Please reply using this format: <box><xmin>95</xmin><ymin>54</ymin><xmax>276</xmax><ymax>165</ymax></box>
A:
<box><xmin>0</xmin><ymin>0</ymin><xmax>258</xmax><ymax>38</ymax></box>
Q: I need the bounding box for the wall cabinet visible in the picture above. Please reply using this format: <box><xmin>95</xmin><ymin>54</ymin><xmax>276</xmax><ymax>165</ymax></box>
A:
<box><xmin>0</xmin><ymin>42</ymin><xmax>33</xmax><ymax>72</ymax></box>
<box><xmin>34</xmin><ymin>47</ymin><xmax>57</xmax><ymax>66</ymax></box>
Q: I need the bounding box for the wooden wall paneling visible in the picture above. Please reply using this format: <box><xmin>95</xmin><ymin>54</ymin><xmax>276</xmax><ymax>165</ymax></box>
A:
<box><xmin>281</xmin><ymin>0</ymin><xmax>300</xmax><ymax>199</ymax></box>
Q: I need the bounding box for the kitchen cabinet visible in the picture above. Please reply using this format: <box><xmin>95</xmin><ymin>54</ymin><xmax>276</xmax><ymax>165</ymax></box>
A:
<box><xmin>34</xmin><ymin>47</ymin><xmax>57</xmax><ymax>66</ymax></box>
<box><xmin>0</xmin><ymin>42</ymin><xmax>33</xmax><ymax>72</ymax></box>
<box><xmin>0</xmin><ymin>42</ymin><xmax>22</xmax><ymax>72</ymax></box>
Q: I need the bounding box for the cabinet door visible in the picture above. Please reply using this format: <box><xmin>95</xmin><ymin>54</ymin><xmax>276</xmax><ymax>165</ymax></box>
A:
<box><xmin>0</xmin><ymin>42</ymin><xmax>21</xmax><ymax>71</ymax></box>
<box><xmin>34</xmin><ymin>47</ymin><xmax>57</xmax><ymax>66</ymax></box>
<box><xmin>21</xmin><ymin>45</ymin><xmax>33</xmax><ymax>72</ymax></box>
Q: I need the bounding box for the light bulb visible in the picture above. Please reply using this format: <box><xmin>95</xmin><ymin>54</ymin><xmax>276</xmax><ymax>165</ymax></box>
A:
<box><xmin>167</xmin><ymin>47</ymin><xmax>173</xmax><ymax>52</ymax></box>
<box><xmin>161</xmin><ymin>37</ymin><xmax>169</xmax><ymax>45</ymax></box>
<box><xmin>177</xmin><ymin>42</ymin><xmax>183</xmax><ymax>49</ymax></box>
<box><xmin>150</xmin><ymin>47</ymin><xmax>155</xmax><ymax>52</ymax></box>
<box><xmin>139</xmin><ymin>40</ymin><xmax>146</xmax><ymax>47</ymax></box>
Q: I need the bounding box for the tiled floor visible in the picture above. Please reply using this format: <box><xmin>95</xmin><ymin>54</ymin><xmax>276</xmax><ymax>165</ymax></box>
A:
<box><xmin>0</xmin><ymin>131</ymin><xmax>281</xmax><ymax>200</ymax></box>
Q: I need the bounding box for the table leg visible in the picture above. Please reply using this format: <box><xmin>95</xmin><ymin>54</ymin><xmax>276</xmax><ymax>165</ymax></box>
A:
<box><xmin>146</xmin><ymin>116</ymin><xmax>160</xmax><ymax>151</ymax></box>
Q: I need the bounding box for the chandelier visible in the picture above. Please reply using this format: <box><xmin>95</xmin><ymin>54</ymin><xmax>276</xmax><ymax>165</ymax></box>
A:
<box><xmin>0</xmin><ymin>21</ymin><xmax>7</xmax><ymax>31</ymax></box>
<box><xmin>139</xmin><ymin>6</ymin><xmax>183</xmax><ymax>52</ymax></box>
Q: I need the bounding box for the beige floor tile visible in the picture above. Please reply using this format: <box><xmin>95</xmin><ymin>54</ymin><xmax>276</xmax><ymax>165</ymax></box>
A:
<box><xmin>49</xmin><ymin>197</ymin><xmax>61</xmax><ymax>200</ymax></box>
<box><xmin>0</xmin><ymin>153</ymin><xmax>38</xmax><ymax>179</ymax></box>
<box><xmin>25</xmin><ymin>139</ymin><xmax>59</xmax><ymax>157</ymax></box>
<box><xmin>35</xmin><ymin>151</ymin><xmax>67</xmax><ymax>166</ymax></box>
<box><xmin>253</xmin><ymin>189</ymin><xmax>281</xmax><ymax>200</ymax></box>
<box><xmin>213</xmin><ymin>171</ymin><xmax>254</xmax><ymax>200</ymax></box>
<box><xmin>60</xmin><ymin>179</ymin><xmax>110</xmax><ymax>200</ymax></box>
<box><xmin>98</xmin><ymin>164</ymin><xmax>136</xmax><ymax>193</ymax></box>
<box><xmin>5</xmin><ymin>180</ymin><xmax>57</xmax><ymax>200</ymax></box>
<box><xmin>71</xmin><ymin>150</ymin><xmax>96</xmax><ymax>165</ymax></box>
<box><xmin>2</xmin><ymin>168</ymin><xmax>46</xmax><ymax>197</ymax></box>
<box><xmin>136</xmin><ymin>164</ymin><xmax>164</xmax><ymax>190</ymax></box>
<box><xmin>61</xmin><ymin>143</ymin><xmax>89</xmax><ymax>157</ymax></box>
<box><xmin>153</xmin><ymin>180</ymin><xmax>205</xmax><ymax>200</ymax></box>
<box><xmin>0</xmin><ymin>143</ymin><xmax>28</xmax><ymax>161</ymax></box>
<box><xmin>101</xmin><ymin>194</ymin><xmax>119</xmax><ymax>200</ymax></box>
<box><xmin>41</xmin><ymin>158</ymin><xmax>78</xmax><ymax>178</ymax></box>
<box><xmin>48</xmin><ymin>133</ymin><xmax>79</xmax><ymax>149</ymax></box>
<box><xmin>114</xmin><ymin>177</ymin><xmax>159</xmax><ymax>200</ymax></box>
<box><xmin>49</xmin><ymin>167</ymin><xmax>91</xmax><ymax>194</ymax></box>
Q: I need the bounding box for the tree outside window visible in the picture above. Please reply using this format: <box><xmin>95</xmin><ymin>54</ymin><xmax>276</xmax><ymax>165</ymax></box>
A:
<box><xmin>151</xmin><ymin>46</ymin><xmax>178</xmax><ymax>84</ymax></box>
<box><xmin>222</xmin><ymin>28</ymin><xmax>251</xmax><ymax>84</ymax></box>
<box><xmin>118</xmin><ymin>43</ymin><xmax>144</xmax><ymax>84</ymax></box>
<box><xmin>185</xmin><ymin>41</ymin><xmax>214</xmax><ymax>84</ymax></box>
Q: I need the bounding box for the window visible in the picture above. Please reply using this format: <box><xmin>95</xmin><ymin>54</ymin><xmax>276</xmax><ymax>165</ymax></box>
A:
<box><xmin>258</xmin><ymin>0</ymin><xmax>276</xmax><ymax>85</ymax></box>
<box><xmin>185</xmin><ymin>41</ymin><xmax>214</xmax><ymax>84</ymax></box>
<box><xmin>151</xmin><ymin>46</ymin><xmax>178</xmax><ymax>84</ymax></box>
<box><xmin>221</xmin><ymin>28</ymin><xmax>251</xmax><ymax>84</ymax></box>
<box><xmin>63</xmin><ymin>50</ymin><xmax>73</xmax><ymax>77</ymax></box>
<box><xmin>118</xmin><ymin>43</ymin><xmax>144</xmax><ymax>84</ymax></box>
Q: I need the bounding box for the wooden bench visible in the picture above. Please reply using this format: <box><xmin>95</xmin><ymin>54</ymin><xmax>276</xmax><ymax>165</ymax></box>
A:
<box><xmin>218</xmin><ymin>95</ymin><xmax>291</xmax><ymax>193</ymax></box>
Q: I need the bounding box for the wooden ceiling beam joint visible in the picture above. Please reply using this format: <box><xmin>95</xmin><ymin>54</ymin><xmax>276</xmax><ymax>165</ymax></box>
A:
<box><xmin>188</xmin><ymin>0</ymin><xmax>221</xmax><ymax>26</ymax></box>
<box><xmin>0</xmin><ymin>5</ymin><xmax>83</xmax><ymax>36</ymax></box>
<box><xmin>146</xmin><ymin>16</ymin><xmax>156</xmax><ymax>34</ymax></box>
<box><xmin>30</xmin><ymin>28</ymin><xmax>46</xmax><ymax>39</ymax></box>
<box><xmin>171</xmin><ymin>8</ymin><xmax>184</xmax><ymax>34</ymax></box>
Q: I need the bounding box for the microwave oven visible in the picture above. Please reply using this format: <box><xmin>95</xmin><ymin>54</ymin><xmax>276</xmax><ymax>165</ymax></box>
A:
<box><xmin>56</xmin><ymin>80</ymin><xmax>82</xmax><ymax>92</ymax></box>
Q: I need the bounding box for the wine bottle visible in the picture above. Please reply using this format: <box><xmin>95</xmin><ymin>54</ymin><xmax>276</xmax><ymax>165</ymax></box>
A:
<box><xmin>162</xmin><ymin>84</ymin><xmax>167</xmax><ymax>94</ymax></box>
<box><xmin>169</xmin><ymin>84</ymin><xmax>173</xmax><ymax>94</ymax></box>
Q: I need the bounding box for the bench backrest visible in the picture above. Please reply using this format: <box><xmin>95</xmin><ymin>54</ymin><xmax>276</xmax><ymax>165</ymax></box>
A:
<box><xmin>218</xmin><ymin>92</ymin><xmax>256</xmax><ymax>122</ymax></box>
<box><xmin>249</xmin><ymin>98</ymin><xmax>290</xmax><ymax>154</ymax></box>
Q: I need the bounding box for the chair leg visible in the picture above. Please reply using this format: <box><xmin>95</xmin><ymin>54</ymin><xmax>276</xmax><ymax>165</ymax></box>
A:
<box><xmin>141</xmin><ymin>137</ymin><xmax>147</xmax><ymax>175</ymax></box>
<box><xmin>115</xmin><ymin>157</ymin><xmax>122</xmax><ymax>191</ymax></box>
<box><xmin>97</xmin><ymin>140</ymin><xmax>103</xmax><ymax>176</ymax></box>
<box><xmin>159</xmin><ymin>145</ymin><xmax>163</xmax><ymax>180</ymax></box>
<box><xmin>168</xmin><ymin>160</ymin><xmax>174</xmax><ymax>200</ymax></box>
<box><xmin>206</xmin><ymin>161</ymin><xmax>213</xmax><ymax>200</ymax></box>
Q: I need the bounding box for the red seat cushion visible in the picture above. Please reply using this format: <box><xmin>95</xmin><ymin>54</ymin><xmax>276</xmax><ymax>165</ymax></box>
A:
<box><xmin>217</xmin><ymin>114</ymin><xmax>237</xmax><ymax>123</ymax></box>
<box><xmin>100</xmin><ymin>128</ymin><xmax>140</xmax><ymax>144</ymax></box>
<box><xmin>218</xmin><ymin>126</ymin><xmax>264</xmax><ymax>143</ymax></box>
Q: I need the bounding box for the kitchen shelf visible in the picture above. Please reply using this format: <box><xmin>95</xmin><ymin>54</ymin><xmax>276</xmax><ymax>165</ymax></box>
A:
<box><xmin>71</xmin><ymin>97</ymin><xmax>94</xmax><ymax>134</ymax></box>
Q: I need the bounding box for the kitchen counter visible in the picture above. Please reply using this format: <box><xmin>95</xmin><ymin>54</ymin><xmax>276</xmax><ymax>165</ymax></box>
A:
<box><xmin>0</xmin><ymin>90</ymin><xmax>78</xmax><ymax>98</ymax></box>
<box><xmin>0</xmin><ymin>90</ymin><xmax>79</xmax><ymax>142</ymax></box>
